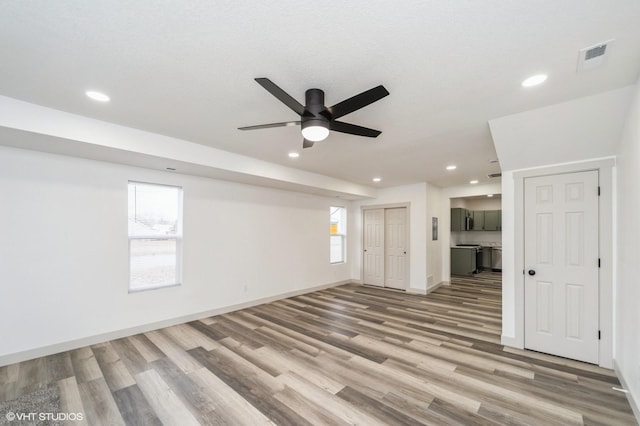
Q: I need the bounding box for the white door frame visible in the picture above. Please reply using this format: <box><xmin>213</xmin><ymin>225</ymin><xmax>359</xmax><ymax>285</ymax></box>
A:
<box><xmin>361</xmin><ymin>203</ymin><xmax>411</xmax><ymax>290</ymax></box>
<box><xmin>512</xmin><ymin>158</ymin><xmax>614</xmax><ymax>368</ymax></box>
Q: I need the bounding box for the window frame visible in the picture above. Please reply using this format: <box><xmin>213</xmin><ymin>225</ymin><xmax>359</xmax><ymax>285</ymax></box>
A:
<box><xmin>330</xmin><ymin>206</ymin><xmax>347</xmax><ymax>264</ymax></box>
<box><xmin>127</xmin><ymin>181</ymin><xmax>183</xmax><ymax>293</ymax></box>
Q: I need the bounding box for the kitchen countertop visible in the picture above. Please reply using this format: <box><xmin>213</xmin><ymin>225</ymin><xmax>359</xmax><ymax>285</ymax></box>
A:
<box><xmin>452</xmin><ymin>245</ymin><xmax>502</xmax><ymax>249</ymax></box>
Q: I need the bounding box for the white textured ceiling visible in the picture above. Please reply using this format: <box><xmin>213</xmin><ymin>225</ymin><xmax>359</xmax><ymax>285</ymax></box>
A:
<box><xmin>0</xmin><ymin>1</ymin><xmax>639</xmax><ymax>188</ymax></box>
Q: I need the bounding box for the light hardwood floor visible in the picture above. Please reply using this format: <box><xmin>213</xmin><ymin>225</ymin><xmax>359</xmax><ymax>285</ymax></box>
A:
<box><xmin>1</xmin><ymin>272</ymin><xmax>636</xmax><ymax>425</ymax></box>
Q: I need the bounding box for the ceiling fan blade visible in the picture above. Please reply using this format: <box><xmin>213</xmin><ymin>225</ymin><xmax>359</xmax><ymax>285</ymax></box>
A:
<box><xmin>303</xmin><ymin>139</ymin><xmax>314</xmax><ymax>149</ymax></box>
<box><xmin>330</xmin><ymin>120</ymin><xmax>382</xmax><ymax>138</ymax></box>
<box><xmin>328</xmin><ymin>85</ymin><xmax>389</xmax><ymax>119</ymax></box>
<box><xmin>255</xmin><ymin>78</ymin><xmax>306</xmax><ymax>116</ymax></box>
<box><xmin>238</xmin><ymin>121</ymin><xmax>300</xmax><ymax>131</ymax></box>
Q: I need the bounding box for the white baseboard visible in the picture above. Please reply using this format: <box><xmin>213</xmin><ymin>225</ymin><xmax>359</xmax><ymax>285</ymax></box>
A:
<box><xmin>361</xmin><ymin>280</ymin><xmax>447</xmax><ymax>296</ymax></box>
<box><xmin>613</xmin><ymin>359</ymin><xmax>640</xmax><ymax>423</ymax></box>
<box><xmin>500</xmin><ymin>335</ymin><xmax>521</xmax><ymax>348</ymax></box>
<box><xmin>406</xmin><ymin>280</ymin><xmax>448</xmax><ymax>296</ymax></box>
<box><xmin>0</xmin><ymin>279</ymin><xmax>352</xmax><ymax>367</ymax></box>
<box><xmin>426</xmin><ymin>281</ymin><xmax>447</xmax><ymax>294</ymax></box>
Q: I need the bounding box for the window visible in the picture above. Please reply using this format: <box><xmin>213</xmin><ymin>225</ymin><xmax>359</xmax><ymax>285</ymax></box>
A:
<box><xmin>330</xmin><ymin>206</ymin><xmax>346</xmax><ymax>263</ymax></box>
<box><xmin>128</xmin><ymin>182</ymin><xmax>183</xmax><ymax>292</ymax></box>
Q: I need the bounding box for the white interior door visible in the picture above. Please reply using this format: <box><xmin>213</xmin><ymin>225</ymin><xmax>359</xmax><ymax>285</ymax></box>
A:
<box><xmin>524</xmin><ymin>170</ymin><xmax>599</xmax><ymax>364</ymax></box>
<box><xmin>385</xmin><ymin>208</ymin><xmax>407</xmax><ymax>290</ymax></box>
<box><xmin>363</xmin><ymin>209</ymin><xmax>384</xmax><ymax>287</ymax></box>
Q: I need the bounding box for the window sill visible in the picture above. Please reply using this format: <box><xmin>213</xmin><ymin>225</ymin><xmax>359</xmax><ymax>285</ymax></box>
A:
<box><xmin>128</xmin><ymin>282</ymin><xmax>181</xmax><ymax>294</ymax></box>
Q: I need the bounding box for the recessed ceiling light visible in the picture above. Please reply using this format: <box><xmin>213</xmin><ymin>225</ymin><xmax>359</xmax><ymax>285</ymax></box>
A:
<box><xmin>85</xmin><ymin>90</ymin><xmax>110</xmax><ymax>102</ymax></box>
<box><xmin>372</xmin><ymin>177</ymin><xmax>382</xmax><ymax>182</ymax></box>
<box><xmin>446</xmin><ymin>165</ymin><xmax>457</xmax><ymax>170</ymax></box>
<box><xmin>487</xmin><ymin>194</ymin><xmax>494</xmax><ymax>197</ymax></box>
<box><xmin>288</xmin><ymin>152</ymin><xmax>300</xmax><ymax>158</ymax></box>
<box><xmin>521</xmin><ymin>74</ymin><xmax>548</xmax><ymax>87</ymax></box>
<box><xmin>470</xmin><ymin>180</ymin><xmax>479</xmax><ymax>184</ymax></box>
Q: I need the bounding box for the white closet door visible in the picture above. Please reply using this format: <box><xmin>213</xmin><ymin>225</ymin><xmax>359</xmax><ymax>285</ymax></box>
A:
<box><xmin>363</xmin><ymin>209</ymin><xmax>384</xmax><ymax>287</ymax></box>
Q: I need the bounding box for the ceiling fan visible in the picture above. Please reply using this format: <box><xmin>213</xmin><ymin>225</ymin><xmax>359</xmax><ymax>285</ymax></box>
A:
<box><xmin>238</xmin><ymin>78</ymin><xmax>389</xmax><ymax>149</ymax></box>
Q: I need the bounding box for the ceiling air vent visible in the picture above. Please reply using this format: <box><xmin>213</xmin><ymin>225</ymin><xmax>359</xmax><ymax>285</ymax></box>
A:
<box><xmin>585</xmin><ymin>45</ymin><xmax>607</xmax><ymax>61</ymax></box>
<box><xmin>488</xmin><ymin>173</ymin><xmax>502</xmax><ymax>178</ymax></box>
<box><xmin>577</xmin><ymin>40</ymin><xmax>614</xmax><ymax>72</ymax></box>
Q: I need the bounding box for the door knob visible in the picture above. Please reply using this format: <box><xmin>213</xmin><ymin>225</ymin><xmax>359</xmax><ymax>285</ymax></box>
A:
<box><xmin>528</xmin><ymin>269</ymin><xmax>536</xmax><ymax>276</ymax></box>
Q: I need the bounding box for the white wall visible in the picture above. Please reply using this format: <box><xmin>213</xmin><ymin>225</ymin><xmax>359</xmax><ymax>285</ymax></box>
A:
<box><xmin>450</xmin><ymin>198</ymin><xmax>468</xmax><ymax>208</ymax></box>
<box><xmin>451</xmin><ymin>231</ymin><xmax>501</xmax><ymax>246</ymax></box>
<box><xmin>500</xmin><ymin>170</ymin><xmax>516</xmax><ymax>339</ymax></box>
<box><xmin>489</xmin><ymin>86</ymin><xmax>635</xmax><ymax>171</ymax></box>
<box><xmin>351</xmin><ymin>183</ymin><xmax>428</xmax><ymax>293</ymax></box>
<box><xmin>615</xmin><ymin>76</ymin><xmax>640</xmax><ymax>417</ymax></box>
<box><xmin>0</xmin><ymin>146</ymin><xmax>351</xmax><ymax>365</ymax></box>
<box><xmin>463</xmin><ymin>198</ymin><xmax>501</xmax><ymax>211</ymax></box>
<box><xmin>426</xmin><ymin>183</ymin><xmax>443</xmax><ymax>289</ymax></box>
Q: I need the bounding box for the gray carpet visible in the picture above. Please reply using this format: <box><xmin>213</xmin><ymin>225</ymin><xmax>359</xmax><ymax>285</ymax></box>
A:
<box><xmin>0</xmin><ymin>387</ymin><xmax>61</xmax><ymax>426</ymax></box>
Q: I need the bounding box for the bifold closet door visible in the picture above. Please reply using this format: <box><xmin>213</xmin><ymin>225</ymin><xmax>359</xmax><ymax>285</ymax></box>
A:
<box><xmin>363</xmin><ymin>209</ymin><xmax>384</xmax><ymax>287</ymax></box>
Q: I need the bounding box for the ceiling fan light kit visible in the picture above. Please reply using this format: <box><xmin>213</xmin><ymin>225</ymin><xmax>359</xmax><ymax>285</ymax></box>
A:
<box><xmin>301</xmin><ymin>122</ymin><xmax>330</xmax><ymax>142</ymax></box>
<box><xmin>239</xmin><ymin>78</ymin><xmax>389</xmax><ymax>149</ymax></box>
<box><xmin>300</xmin><ymin>88</ymin><xmax>330</xmax><ymax>142</ymax></box>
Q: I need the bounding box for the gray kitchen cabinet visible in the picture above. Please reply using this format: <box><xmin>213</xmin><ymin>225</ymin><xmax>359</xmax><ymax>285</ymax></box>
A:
<box><xmin>492</xmin><ymin>247</ymin><xmax>502</xmax><ymax>271</ymax></box>
<box><xmin>450</xmin><ymin>208</ymin><xmax>470</xmax><ymax>231</ymax></box>
<box><xmin>481</xmin><ymin>247</ymin><xmax>492</xmax><ymax>270</ymax></box>
<box><xmin>472</xmin><ymin>210</ymin><xmax>484</xmax><ymax>231</ymax></box>
<box><xmin>451</xmin><ymin>248</ymin><xmax>476</xmax><ymax>275</ymax></box>
<box><xmin>451</xmin><ymin>208</ymin><xmax>501</xmax><ymax>232</ymax></box>
<box><xmin>484</xmin><ymin>210</ymin><xmax>500</xmax><ymax>231</ymax></box>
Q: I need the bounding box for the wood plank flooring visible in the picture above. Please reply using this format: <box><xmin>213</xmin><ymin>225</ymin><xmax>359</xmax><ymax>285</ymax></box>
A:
<box><xmin>1</xmin><ymin>272</ymin><xmax>636</xmax><ymax>425</ymax></box>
